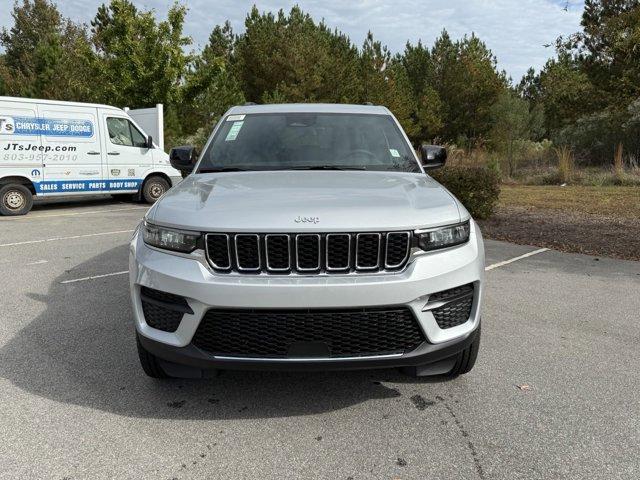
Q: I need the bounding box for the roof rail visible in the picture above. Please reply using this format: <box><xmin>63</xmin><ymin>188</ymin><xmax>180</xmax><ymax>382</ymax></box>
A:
<box><xmin>244</xmin><ymin>101</ymin><xmax>257</xmax><ymax>106</ymax></box>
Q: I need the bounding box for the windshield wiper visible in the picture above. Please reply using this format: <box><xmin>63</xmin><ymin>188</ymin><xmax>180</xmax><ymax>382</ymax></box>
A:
<box><xmin>290</xmin><ymin>165</ymin><xmax>367</xmax><ymax>171</ymax></box>
<box><xmin>198</xmin><ymin>167</ymin><xmax>251</xmax><ymax>173</ymax></box>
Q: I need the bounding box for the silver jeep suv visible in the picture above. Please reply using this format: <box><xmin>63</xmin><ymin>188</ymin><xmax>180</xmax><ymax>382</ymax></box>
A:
<box><xmin>129</xmin><ymin>103</ymin><xmax>484</xmax><ymax>379</ymax></box>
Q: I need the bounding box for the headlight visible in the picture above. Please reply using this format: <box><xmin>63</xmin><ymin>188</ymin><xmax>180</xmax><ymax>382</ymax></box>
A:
<box><xmin>142</xmin><ymin>221</ymin><xmax>200</xmax><ymax>253</ymax></box>
<box><xmin>416</xmin><ymin>220</ymin><xmax>470</xmax><ymax>251</ymax></box>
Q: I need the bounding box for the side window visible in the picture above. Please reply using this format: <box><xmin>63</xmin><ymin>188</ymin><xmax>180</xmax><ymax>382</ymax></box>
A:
<box><xmin>107</xmin><ymin>117</ymin><xmax>133</xmax><ymax>146</ymax></box>
<box><xmin>129</xmin><ymin>122</ymin><xmax>147</xmax><ymax>148</ymax></box>
<box><xmin>107</xmin><ymin>117</ymin><xmax>146</xmax><ymax>148</ymax></box>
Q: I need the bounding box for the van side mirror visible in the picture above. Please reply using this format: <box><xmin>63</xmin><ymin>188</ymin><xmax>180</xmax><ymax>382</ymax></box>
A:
<box><xmin>169</xmin><ymin>145</ymin><xmax>197</xmax><ymax>175</ymax></box>
<box><xmin>420</xmin><ymin>144</ymin><xmax>447</xmax><ymax>170</ymax></box>
<box><xmin>146</xmin><ymin>136</ymin><xmax>154</xmax><ymax>149</ymax></box>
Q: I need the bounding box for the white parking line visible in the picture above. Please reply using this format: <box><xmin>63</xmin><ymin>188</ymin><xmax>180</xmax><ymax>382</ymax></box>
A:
<box><xmin>0</xmin><ymin>229</ymin><xmax>134</xmax><ymax>248</ymax></box>
<box><xmin>485</xmin><ymin>248</ymin><xmax>549</xmax><ymax>271</ymax></box>
<box><xmin>0</xmin><ymin>206</ymin><xmax>148</xmax><ymax>221</ymax></box>
<box><xmin>26</xmin><ymin>259</ymin><xmax>49</xmax><ymax>266</ymax></box>
<box><xmin>60</xmin><ymin>270</ymin><xmax>128</xmax><ymax>284</ymax></box>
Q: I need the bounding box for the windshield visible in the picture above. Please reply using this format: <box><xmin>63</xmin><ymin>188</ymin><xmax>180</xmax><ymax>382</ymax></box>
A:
<box><xmin>197</xmin><ymin>113</ymin><xmax>420</xmax><ymax>173</ymax></box>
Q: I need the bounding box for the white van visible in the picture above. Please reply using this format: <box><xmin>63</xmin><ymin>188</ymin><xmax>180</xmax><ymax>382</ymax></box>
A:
<box><xmin>0</xmin><ymin>96</ymin><xmax>182</xmax><ymax>215</ymax></box>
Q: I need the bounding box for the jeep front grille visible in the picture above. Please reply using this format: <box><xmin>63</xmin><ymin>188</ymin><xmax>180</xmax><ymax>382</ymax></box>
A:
<box><xmin>205</xmin><ymin>231</ymin><xmax>411</xmax><ymax>274</ymax></box>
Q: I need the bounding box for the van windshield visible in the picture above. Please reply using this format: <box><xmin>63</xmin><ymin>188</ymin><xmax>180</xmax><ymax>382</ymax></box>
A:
<box><xmin>197</xmin><ymin>113</ymin><xmax>420</xmax><ymax>173</ymax></box>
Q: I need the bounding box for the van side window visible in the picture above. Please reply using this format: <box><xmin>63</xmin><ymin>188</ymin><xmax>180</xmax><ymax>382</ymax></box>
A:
<box><xmin>107</xmin><ymin>117</ymin><xmax>147</xmax><ymax>148</ymax></box>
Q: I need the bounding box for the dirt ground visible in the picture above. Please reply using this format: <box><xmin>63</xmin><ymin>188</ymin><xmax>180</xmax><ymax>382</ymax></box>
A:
<box><xmin>478</xmin><ymin>205</ymin><xmax>640</xmax><ymax>261</ymax></box>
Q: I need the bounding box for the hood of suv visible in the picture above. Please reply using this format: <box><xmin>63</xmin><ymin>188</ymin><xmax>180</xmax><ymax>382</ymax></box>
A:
<box><xmin>148</xmin><ymin>171</ymin><xmax>463</xmax><ymax>232</ymax></box>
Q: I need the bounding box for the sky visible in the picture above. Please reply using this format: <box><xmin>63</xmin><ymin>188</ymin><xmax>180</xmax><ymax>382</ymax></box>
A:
<box><xmin>0</xmin><ymin>0</ymin><xmax>585</xmax><ymax>81</ymax></box>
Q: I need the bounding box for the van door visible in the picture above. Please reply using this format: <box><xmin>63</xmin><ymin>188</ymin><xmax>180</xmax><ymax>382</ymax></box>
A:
<box><xmin>37</xmin><ymin>105</ymin><xmax>105</xmax><ymax>195</ymax></box>
<box><xmin>100</xmin><ymin>111</ymin><xmax>152</xmax><ymax>193</ymax></box>
<box><xmin>0</xmin><ymin>101</ymin><xmax>43</xmax><ymax>188</ymax></box>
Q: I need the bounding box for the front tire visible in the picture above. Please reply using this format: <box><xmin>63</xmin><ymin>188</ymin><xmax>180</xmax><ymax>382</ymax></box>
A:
<box><xmin>403</xmin><ymin>326</ymin><xmax>481</xmax><ymax>378</ymax></box>
<box><xmin>446</xmin><ymin>325</ymin><xmax>481</xmax><ymax>377</ymax></box>
<box><xmin>136</xmin><ymin>334</ymin><xmax>169</xmax><ymax>378</ymax></box>
<box><xmin>0</xmin><ymin>184</ymin><xmax>33</xmax><ymax>216</ymax></box>
<box><xmin>142</xmin><ymin>176</ymin><xmax>170</xmax><ymax>204</ymax></box>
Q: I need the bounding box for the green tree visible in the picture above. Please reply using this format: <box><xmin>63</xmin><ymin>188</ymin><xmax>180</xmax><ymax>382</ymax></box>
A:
<box><xmin>537</xmin><ymin>54</ymin><xmax>596</xmax><ymax>135</ymax></box>
<box><xmin>176</xmin><ymin>21</ymin><xmax>245</xmax><ymax>148</ymax></box>
<box><xmin>180</xmin><ymin>21</ymin><xmax>244</xmax><ymax>131</ymax></box>
<box><xmin>234</xmin><ymin>6</ymin><xmax>361</xmax><ymax>104</ymax></box>
<box><xmin>575</xmin><ymin>0</ymin><xmax>640</xmax><ymax>111</ymax></box>
<box><xmin>400</xmin><ymin>41</ymin><xmax>433</xmax><ymax>98</ymax></box>
<box><xmin>426</xmin><ymin>31</ymin><xmax>507</xmax><ymax>146</ymax></box>
<box><xmin>415</xmin><ymin>85</ymin><xmax>444</xmax><ymax>140</ymax></box>
<box><xmin>490</xmin><ymin>90</ymin><xmax>543</xmax><ymax>176</ymax></box>
<box><xmin>531</xmin><ymin>1</ymin><xmax>640</xmax><ymax>162</ymax></box>
<box><xmin>90</xmin><ymin>0</ymin><xmax>190</xmax><ymax>109</ymax></box>
<box><xmin>399</xmin><ymin>41</ymin><xmax>444</xmax><ymax>141</ymax></box>
<box><xmin>0</xmin><ymin>0</ymin><xmax>94</xmax><ymax>100</ymax></box>
<box><xmin>448</xmin><ymin>34</ymin><xmax>507</xmax><ymax>144</ymax></box>
<box><xmin>0</xmin><ymin>56</ymin><xmax>7</xmax><ymax>95</ymax></box>
<box><xmin>517</xmin><ymin>67</ymin><xmax>541</xmax><ymax>105</ymax></box>
<box><xmin>359</xmin><ymin>32</ymin><xmax>417</xmax><ymax>137</ymax></box>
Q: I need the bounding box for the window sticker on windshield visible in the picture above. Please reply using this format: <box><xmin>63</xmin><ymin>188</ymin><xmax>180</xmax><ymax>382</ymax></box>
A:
<box><xmin>225</xmin><ymin>121</ymin><xmax>244</xmax><ymax>141</ymax></box>
<box><xmin>389</xmin><ymin>148</ymin><xmax>400</xmax><ymax>158</ymax></box>
<box><xmin>226</xmin><ymin>114</ymin><xmax>245</xmax><ymax>122</ymax></box>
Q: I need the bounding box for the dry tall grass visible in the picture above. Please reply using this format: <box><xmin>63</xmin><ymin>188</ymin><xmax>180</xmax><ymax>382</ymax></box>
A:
<box><xmin>614</xmin><ymin>142</ymin><xmax>624</xmax><ymax>183</ymax></box>
<box><xmin>556</xmin><ymin>146</ymin><xmax>574</xmax><ymax>184</ymax></box>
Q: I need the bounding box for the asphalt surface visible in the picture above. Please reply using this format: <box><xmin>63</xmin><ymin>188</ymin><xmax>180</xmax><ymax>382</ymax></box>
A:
<box><xmin>0</xmin><ymin>197</ymin><xmax>639</xmax><ymax>480</ymax></box>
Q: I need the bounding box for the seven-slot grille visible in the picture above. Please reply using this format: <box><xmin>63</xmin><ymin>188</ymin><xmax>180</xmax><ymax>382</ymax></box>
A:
<box><xmin>205</xmin><ymin>231</ymin><xmax>411</xmax><ymax>274</ymax></box>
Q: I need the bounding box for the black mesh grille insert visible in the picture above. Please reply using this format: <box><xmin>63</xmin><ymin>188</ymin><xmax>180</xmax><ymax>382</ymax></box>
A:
<box><xmin>386</xmin><ymin>232</ymin><xmax>410</xmax><ymax>268</ymax></box>
<box><xmin>296</xmin><ymin>235</ymin><xmax>320</xmax><ymax>270</ymax></box>
<box><xmin>141</xmin><ymin>302</ymin><xmax>183</xmax><ymax>332</ymax></box>
<box><xmin>235</xmin><ymin>234</ymin><xmax>260</xmax><ymax>270</ymax></box>
<box><xmin>356</xmin><ymin>234</ymin><xmax>380</xmax><ymax>269</ymax></box>
<box><xmin>265</xmin><ymin>234</ymin><xmax>290</xmax><ymax>271</ymax></box>
<box><xmin>326</xmin><ymin>234</ymin><xmax>350</xmax><ymax>270</ymax></box>
<box><xmin>192</xmin><ymin>307</ymin><xmax>425</xmax><ymax>358</ymax></box>
<box><xmin>141</xmin><ymin>286</ymin><xmax>189</xmax><ymax>308</ymax></box>
<box><xmin>429</xmin><ymin>284</ymin><xmax>474</xmax><ymax>329</ymax></box>
<box><xmin>140</xmin><ymin>287</ymin><xmax>191</xmax><ymax>333</ymax></box>
<box><xmin>206</xmin><ymin>234</ymin><xmax>230</xmax><ymax>270</ymax></box>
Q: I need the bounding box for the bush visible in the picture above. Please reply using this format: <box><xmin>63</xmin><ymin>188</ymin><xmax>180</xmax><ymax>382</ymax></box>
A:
<box><xmin>430</xmin><ymin>166</ymin><xmax>500</xmax><ymax>219</ymax></box>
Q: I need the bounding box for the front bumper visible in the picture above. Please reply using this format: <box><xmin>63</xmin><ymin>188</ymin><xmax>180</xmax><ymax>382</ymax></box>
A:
<box><xmin>137</xmin><ymin>323</ymin><xmax>480</xmax><ymax>375</ymax></box>
<box><xmin>129</xmin><ymin>221</ymin><xmax>484</xmax><ymax>371</ymax></box>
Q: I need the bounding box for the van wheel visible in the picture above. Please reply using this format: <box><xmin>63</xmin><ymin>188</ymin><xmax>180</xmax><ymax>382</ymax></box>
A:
<box><xmin>0</xmin><ymin>184</ymin><xmax>33</xmax><ymax>216</ymax></box>
<box><xmin>136</xmin><ymin>334</ymin><xmax>169</xmax><ymax>379</ymax></box>
<box><xmin>142</xmin><ymin>176</ymin><xmax>169</xmax><ymax>204</ymax></box>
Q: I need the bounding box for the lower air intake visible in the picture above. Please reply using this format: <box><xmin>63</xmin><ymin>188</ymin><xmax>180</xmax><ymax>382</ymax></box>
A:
<box><xmin>192</xmin><ymin>307</ymin><xmax>425</xmax><ymax>358</ymax></box>
<box><xmin>140</xmin><ymin>286</ymin><xmax>192</xmax><ymax>333</ymax></box>
<box><xmin>429</xmin><ymin>284</ymin><xmax>474</xmax><ymax>329</ymax></box>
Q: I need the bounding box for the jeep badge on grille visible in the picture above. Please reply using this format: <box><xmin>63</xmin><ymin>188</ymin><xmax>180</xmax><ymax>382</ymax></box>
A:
<box><xmin>294</xmin><ymin>216</ymin><xmax>320</xmax><ymax>224</ymax></box>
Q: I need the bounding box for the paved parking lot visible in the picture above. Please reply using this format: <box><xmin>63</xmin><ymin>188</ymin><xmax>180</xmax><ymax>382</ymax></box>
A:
<box><xmin>1</xmin><ymin>197</ymin><xmax>639</xmax><ymax>479</ymax></box>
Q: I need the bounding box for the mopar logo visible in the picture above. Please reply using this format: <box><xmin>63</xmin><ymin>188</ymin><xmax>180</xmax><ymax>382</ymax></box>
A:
<box><xmin>0</xmin><ymin>117</ymin><xmax>14</xmax><ymax>134</ymax></box>
<box><xmin>31</xmin><ymin>169</ymin><xmax>41</xmax><ymax>177</ymax></box>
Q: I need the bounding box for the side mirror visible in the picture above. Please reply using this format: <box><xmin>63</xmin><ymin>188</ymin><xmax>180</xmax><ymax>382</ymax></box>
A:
<box><xmin>420</xmin><ymin>144</ymin><xmax>447</xmax><ymax>170</ymax></box>
<box><xmin>169</xmin><ymin>145</ymin><xmax>197</xmax><ymax>175</ymax></box>
<box><xmin>146</xmin><ymin>135</ymin><xmax>154</xmax><ymax>149</ymax></box>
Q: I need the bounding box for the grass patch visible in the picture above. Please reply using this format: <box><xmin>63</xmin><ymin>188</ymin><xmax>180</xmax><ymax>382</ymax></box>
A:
<box><xmin>499</xmin><ymin>185</ymin><xmax>640</xmax><ymax>220</ymax></box>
